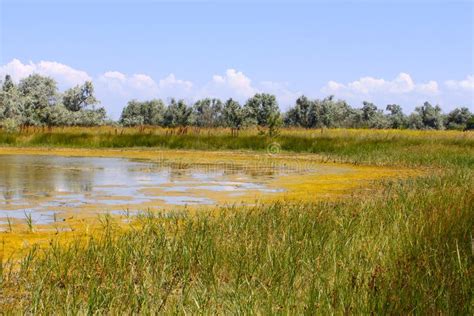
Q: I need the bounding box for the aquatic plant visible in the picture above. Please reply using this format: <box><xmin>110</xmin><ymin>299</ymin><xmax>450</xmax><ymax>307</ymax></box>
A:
<box><xmin>24</xmin><ymin>212</ymin><xmax>34</xmax><ymax>233</ymax></box>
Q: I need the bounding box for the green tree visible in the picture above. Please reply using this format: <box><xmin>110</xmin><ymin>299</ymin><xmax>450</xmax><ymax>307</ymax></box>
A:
<box><xmin>222</xmin><ymin>98</ymin><xmax>246</xmax><ymax>131</ymax></box>
<box><xmin>445</xmin><ymin>107</ymin><xmax>472</xmax><ymax>130</ymax></box>
<box><xmin>318</xmin><ymin>96</ymin><xmax>336</xmax><ymax>127</ymax></box>
<box><xmin>244</xmin><ymin>93</ymin><xmax>280</xmax><ymax>127</ymax></box>
<box><xmin>465</xmin><ymin>116</ymin><xmax>474</xmax><ymax>131</ymax></box>
<box><xmin>16</xmin><ymin>74</ymin><xmax>58</xmax><ymax>126</ymax></box>
<box><xmin>72</xmin><ymin>107</ymin><xmax>107</xmax><ymax>126</ymax></box>
<box><xmin>284</xmin><ymin>95</ymin><xmax>314</xmax><ymax>128</ymax></box>
<box><xmin>163</xmin><ymin>99</ymin><xmax>193</xmax><ymax>127</ymax></box>
<box><xmin>361</xmin><ymin>101</ymin><xmax>378</xmax><ymax>122</ymax></box>
<box><xmin>413</xmin><ymin>102</ymin><xmax>444</xmax><ymax>129</ymax></box>
<box><xmin>63</xmin><ymin>81</ymin><xmax>99</xmax><ymax>112</ymax></box>
<box><xmin>386</xmin><ymin>104</ymin><xmax>407</xmax><ymax>129</ymax></box>
<box><xmin>358</xmin><ymin>101</ymin><xmax>389</xmax><ymax>128</ymax></box>
<box><xmin>120</xmin><ymin>99</ymin><xmax>165</xmax><ymax>126</ymax></box>
<box><xmin>0</xmin><ymin>76</ymin><xmax>24</xmax><ymax>125</ymax></box>
<box><xmin>193</xmin><ymin>98</ymin><xmax>223</xmax><ymax>127</ymax></box>
<box><xmin>407</xmin><ymin>112</ymin><xmax>424</xmax><ymax>129</ymax></box>
<box><xmin>18</xmin><ymin>74</ymin><xmax>58</xmax><ymax>110</ymax></box>
<box><xmin>2</xmin><ymin>74</ymin><xmax>15</xmax><ymax>92</ymax></box>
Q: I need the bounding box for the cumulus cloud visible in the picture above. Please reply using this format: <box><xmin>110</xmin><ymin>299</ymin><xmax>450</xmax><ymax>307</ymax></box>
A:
<box><xmin>417</xmin><ymin>81</ymin><xmax>439</xmax><ymax>95</ymax></box>
<box><xmin>445</xmin><ymin>75</ymin><xmax>474</xmax><ymax>91</ymax></box>
<box><xmin>320</xmin><ymin>73</ymin><xmax>474</xmax><ymax>112</ymax></box>
<box><xmin>322</xmin><ymin>72</ymin><xmax>439</xmax><ymax>96</ymax></box>
<box><xmin>2</xmin><ymin>59</ymin><xmax>470</xmax><ymax>117</ymax></box>
<box><xmin>158</xmin><ymin>74</ymin><xmax>193</xmax><ymax>98</ymax></box>
<box><xmin>200</xmin><ymin>69</ymin><xmax>300</xmax><ymax>109</ymax></box>
<box><xmin>97</xmin><ymin>71</ymin><xmax>193</xmax><ymax>98</ymax></box>
<box><xmin>0</xmin><ymin>59</ymin><xmax>91</xmax><ymax>88</ymax></box>
<box><xmin>208</xmin><ymin>69</ymin><xmax>257</xmax><ymax>98</ymax></box>
<box><xmin>98</xmin><ymin>71</ymin><xmax>159</xmax><ymax>95</ymax></box>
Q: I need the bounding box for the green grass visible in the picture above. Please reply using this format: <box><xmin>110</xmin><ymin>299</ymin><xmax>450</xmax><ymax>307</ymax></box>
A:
<box><xmin>0</xmin><ymin>127</ymin><xmax>473</xmax><ymax>167</ymax></box>
<box><xmin>2</xmin><ymin>170</ymin><xmax>472</xmax><ymax>314</ymax></box>
<box><xmin>1</xmin><ymin>127</ymin><xmax>473</xmax><ymax>313</ymax></box>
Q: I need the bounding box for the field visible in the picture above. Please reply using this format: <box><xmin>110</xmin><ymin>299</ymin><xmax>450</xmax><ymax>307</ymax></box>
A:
<box><xmin>0</xmin><ymin>127</ymin><xmax>473</xmax><ymax>314</ymax></box>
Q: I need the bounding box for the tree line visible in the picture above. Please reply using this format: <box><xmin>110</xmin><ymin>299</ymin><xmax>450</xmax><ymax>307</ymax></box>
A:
<box><xmin>0</xmin><ymin>74</ymin><xmax>107</xmax><ymax>131</ymax></box>
<box><xmin>1</xmin><ymin>74</ymin><xmax>473</xmax><ymax>132</ymax></box>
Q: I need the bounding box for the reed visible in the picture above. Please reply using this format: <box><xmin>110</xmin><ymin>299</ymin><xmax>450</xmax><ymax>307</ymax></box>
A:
<box><xmin>1</xmin><ymin>170</ymin><xmax>472</xmax><ymax>314</ymax></box>
<box><xmin>0</xmin><ymin>127</ymin><xmax>472</xmax><ymax>313</ymax></box>
<box><xmin>0</xmin><ymin>127</ymin><xmax>473</xmax><ymax>167</ymax></box>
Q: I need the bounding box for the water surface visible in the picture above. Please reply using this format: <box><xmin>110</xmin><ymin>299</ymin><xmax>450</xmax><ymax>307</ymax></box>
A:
<box><xmin>0</xmin><ymin>154</ymin><xmax>302</xmax><ymax>225</ymax></box>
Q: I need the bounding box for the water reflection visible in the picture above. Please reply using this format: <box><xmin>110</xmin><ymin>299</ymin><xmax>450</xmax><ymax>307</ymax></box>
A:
<box><xmin>0</xmin><ymin>155</ymin><xmax>288</xmax><ymax>224</ymax></box>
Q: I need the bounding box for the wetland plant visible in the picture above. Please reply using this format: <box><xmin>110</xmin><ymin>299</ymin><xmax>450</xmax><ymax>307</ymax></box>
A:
<box><xmin>24</xmin><ymin>211</ymin><xmax>34</xmax><ymax>233</ymax></box>
<box><xmin>6</xmin><ymin>215</ymin><xmax>13</xmax><ymax>233</ymax></box>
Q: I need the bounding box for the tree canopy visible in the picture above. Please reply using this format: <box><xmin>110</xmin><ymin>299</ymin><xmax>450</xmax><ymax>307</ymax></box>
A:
<box><xmin>1</xmin><ymin>74</ymin><xmax>472</xmax><ymax>131</ymax></box>
<box><xmin>0</xmin><ymin>74</ymin><xmax>108</xmax><ymax>130</ymax></box>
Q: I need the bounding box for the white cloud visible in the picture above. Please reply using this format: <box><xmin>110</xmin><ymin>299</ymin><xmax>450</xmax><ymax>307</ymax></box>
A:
<box><xmin>36</xmin><ymin>61</ymin><xmax>91</xmax><ymax>86</ymax></box>
<box><xmin>200</xmin><ymin>69</ymin><xmax>300</xmax><ymax>109</ymax></box>
<box><xmin>417</xmin><ymin>81</ymin><xmax>439</xmax><ymax>95</ymax></box>
<box><xmin>98</xmin><ymin>71</ymin><xmax>161</xmax><ymax>97</ymax></box>
<box><xmin>159</xmin><ymin>73</ymin><xmax>193</xmax><ymax>90</ymax></box>
<box><xmin>326</xmin><ymin>80</ymin><xmax>344</xmax><ymax>92</ymax></box>
<box><xmin>129</xmin><ymin>74</ymin><xmax>158</xmax><ymax>91</ymax></box>
<box><xmin>209</xmin><ymin>69</ymin><xmax>257</xmax><ymax>98</ymax></box>
<box><xmin>2</xmin><ymin>59</ymin><xmax>470</xmax><ymax>117</ymax></box>
<box><xmin>0</xmin><ymin>59</ymin><xmax>91</xmax><ymax>88</ymax></box>
<box><xmin>0</xmin><ymin>59</ymin><xmax>36</xmax><ymax>81</ymax></box>
<box><xmin>445</xmin><ymin>75</ymin><xmax>474</xmax><ymax>91</ymax></box>
<box><xmin>323</xmin><ymin>72</ymin><xmax>438</xmax><ymax>96</ymax></box>
<box><xmin>101</xmin><ymin>71</ymin><xmax>126</xmax><ymax>81</ymax></box>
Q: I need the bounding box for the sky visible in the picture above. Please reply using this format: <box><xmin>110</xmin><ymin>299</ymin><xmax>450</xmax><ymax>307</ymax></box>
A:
<box><xmin>0</xmin><ymin>0</ymin><xmax>473</xmax><ymax>119</ymax></box>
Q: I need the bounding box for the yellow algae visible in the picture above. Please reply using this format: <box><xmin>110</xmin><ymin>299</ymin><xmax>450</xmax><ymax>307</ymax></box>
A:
<box><xmin>0</xmin><ymin>147</ymin><xmax>421</xmax><ymax>260</ymax></box>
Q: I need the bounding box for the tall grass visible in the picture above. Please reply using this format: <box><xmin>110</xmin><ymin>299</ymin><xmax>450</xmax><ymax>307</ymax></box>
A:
<box><xmin>1</xmin><ymin>170</ymin><xmax>472</xmax><ymax>313</ymax></box>
<box><xmin>0</xmin><ymin>126</ymin><xmax>473</xmax><ymax>167</ymax></box>
<box><xmin>0</xmin><ymin>127</ymin><xmax>473</xmax><ymax>313</ymax></box>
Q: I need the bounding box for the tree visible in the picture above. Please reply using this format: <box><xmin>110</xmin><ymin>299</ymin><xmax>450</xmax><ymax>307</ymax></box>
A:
<box><xmin>193</xmin><ymin>98</ymin><xmax>223</xmax><ymax>127</ymax></box>
<box><xmin>244</xmin><ymin>93</ymin><xmax>280</xmax><ymax>127</ymax></box>
<box><xmin>63</xmin><ymin>81</ymin><xmax>99</xmax><ymax>112</ymax></box>
<box><xmin>407</xmin><ymin>112</ymin><xmax>424</xmax><ymax>129</ymax></box>
<box><xmin>18</xmin><ymin>74</ymin><xmax>58</xmax><ymax>110</ymax></box>
<box><xmin>120</xmin><ymin>99</ymin><xmax>165</xmax><ymax>126</ymax></box>
<box><xmin>267</xmin><ymin>110</ymin><xmax>282</xmax><ymax>137</ymax></box>
<box><xmin>2</xmin><ymin>75</ymin><xmax>15</xmax><ymax>92</ymax></box>
<box><xmin>317</xmin><ymin>96</ymin><xmax>336</xmax><ymax>128</ymax></box>
<box><xmin>445</xmin><ymin>107</ymin><xmax>472</xmax><ymax>130</ymax></box>
<box><xmin>284</xmin><ymin>95</ymin><xmax>314</xmax><ymax>128</ymax></box>
<box><xmin>361</xmin><ymin>101</ymin><xmax>378</xmax><ymax>122</ymax></box>
<box><xmin>358</xmin><ymin>101</ymin><xmax>389</xmax><ymax>128</ymax></box>
<box><xmin>413</xmin><ymin>102</ymin><xmax>444</xmax><ymax>129</ymax></box>
<box><xmin>222</xmin><ymin>98</ymin><xmax>246</xmax><ymax>132</ymax></box>
<box><xmin>386</xmin><ymin>104</ymin><xmax>407</xmax><ymax>129</ymax></box>
<box><xmin>163</xmin><ymin>99</ymin><xmax>193</xmax><ymax>127</ymax></box>
<box><xmin>465</xmin><ymin>116</ymin><xmax>474</xmax><ymax>131</ymax></box>
<box><xmin>0</xmin><ymin>79</ymin><xmax>24</xmax><ymax>125</ymax></box>
<box><xmin>72</xmin><ymin>107</ymin><xmax>107</xmax><ymax>126</ymax></box>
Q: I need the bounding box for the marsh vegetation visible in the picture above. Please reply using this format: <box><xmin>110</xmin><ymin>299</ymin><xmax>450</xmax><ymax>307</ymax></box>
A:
<box><xmin>0</xmin><ymin>126</ymin><xmax>472</xmax><ymax>313</ymax></box>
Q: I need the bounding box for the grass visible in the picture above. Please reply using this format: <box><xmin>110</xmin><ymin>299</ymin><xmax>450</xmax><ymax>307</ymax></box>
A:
<box><xmin>0</xmin><ymin>126</ymin><xmax>472</xmax><ymax>167</ymax></box>
<box><xmin>0</xmin><ymin>127</ymin><xmax>473</xmax><ymax>313</ymax></box>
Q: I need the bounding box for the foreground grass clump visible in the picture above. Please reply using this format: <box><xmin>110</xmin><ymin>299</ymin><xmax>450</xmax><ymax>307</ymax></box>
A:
<box><xmin>2</xmin><ymin>170</ymin><xmax>472</xmax><ymax>314</ymax></box>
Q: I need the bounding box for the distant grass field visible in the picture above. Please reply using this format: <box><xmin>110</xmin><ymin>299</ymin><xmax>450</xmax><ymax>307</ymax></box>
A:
<box><xmin>0</xmin><ymin>127</ymin><xmax>473</xmax><ymax>313</ymax></box>
<box><xmin>0</xmin><ymin>126</ymin><xmax>473</xmax><ymax>167</ymax></box>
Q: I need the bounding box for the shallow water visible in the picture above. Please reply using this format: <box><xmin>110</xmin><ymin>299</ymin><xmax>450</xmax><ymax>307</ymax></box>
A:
<box><xmin>0</xmin><ymin>154</ymin><xmax>306</xmax><ymax>225</ymax></box>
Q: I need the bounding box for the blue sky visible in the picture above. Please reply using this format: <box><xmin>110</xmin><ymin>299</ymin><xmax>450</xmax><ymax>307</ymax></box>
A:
<box><xmin>1</xmin><ymin>0</ymin><xmax>473</xmax><ymax>118</ymax></box>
